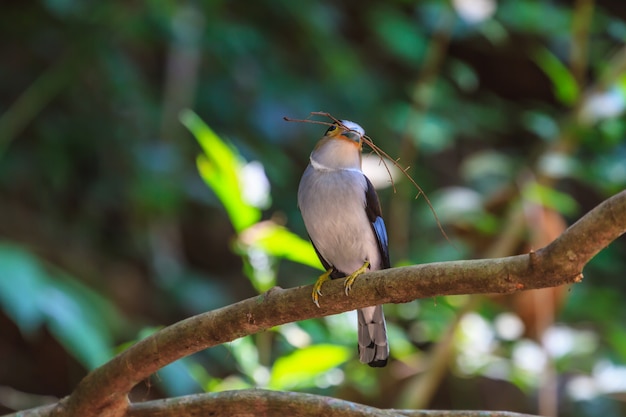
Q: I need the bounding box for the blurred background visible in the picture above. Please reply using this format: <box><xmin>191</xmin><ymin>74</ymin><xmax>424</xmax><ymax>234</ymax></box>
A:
<box><xmin>1</xmin><ymin>0</ymin><xmax>626</xmax><ymax>416</ymax></box>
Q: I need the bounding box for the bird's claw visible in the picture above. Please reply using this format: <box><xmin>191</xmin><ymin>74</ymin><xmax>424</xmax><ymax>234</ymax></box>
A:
<box><xmin>312</xmin><ymin>287</ymin><xmax>322</xmax><ymax>308</ymax></box>
<box><xmin>311</xmin><ymin>261</ymin><xmax>370</xmax><ymax>306</ymax></box>
<box><xmin>311</xmin><ymin>268</ymin><xmax>333</xmax><ymax>308</ymax></box>
<box><xmin>344</xmin><ymin>260</ymin><xmax>370</xmax><ymax>295</ymax></box>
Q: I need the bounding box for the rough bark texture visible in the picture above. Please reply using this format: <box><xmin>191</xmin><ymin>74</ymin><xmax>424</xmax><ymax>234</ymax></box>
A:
<box><xmin>127</xmin><ymin>389</ymin><xmax>540</xmax><ymax>417</ymax></box>
<box><xmin>6</xmin><ymin>190</ymin><xmax>626</xmax><ymax>417</ymax></box>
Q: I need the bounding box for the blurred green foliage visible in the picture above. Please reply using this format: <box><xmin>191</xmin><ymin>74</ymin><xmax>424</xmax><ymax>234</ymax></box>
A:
<box><xmin>1</xmin><ymin>0</ymin><xmax>626</xmax><ymax>415</ymax></box>
<box><xmin>0</xmin><ymin>243</ymin><xmax>121</xmax><ymax>369</ymax></box>
<box><xmin>183</xmin><ymin>110</ymin><xmax>261</xmax><ymax>233</ymax></box>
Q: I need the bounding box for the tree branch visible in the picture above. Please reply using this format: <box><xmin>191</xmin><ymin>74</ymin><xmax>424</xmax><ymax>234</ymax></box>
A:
<box><xmin>9</xmin><ymin>190</ymin><xmax>626</xmax><ymax>417</ymax></box>
<box><xmin>126</xmin><ymin>389</ymin><xmax>540</xmax><ymax>417</ymax></box>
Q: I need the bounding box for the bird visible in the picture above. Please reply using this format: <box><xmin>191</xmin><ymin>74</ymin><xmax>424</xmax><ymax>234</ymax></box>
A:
<box><xmin>297</xmin><ymin>120</ymin><xmax>390</xmax><ymax>367</ymax></box>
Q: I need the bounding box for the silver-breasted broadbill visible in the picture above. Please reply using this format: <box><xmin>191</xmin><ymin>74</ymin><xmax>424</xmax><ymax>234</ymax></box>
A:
<box><xmin>297</xmin><ymin>120</ymin><xmax>390</xmax><ymax>367</ymax></box>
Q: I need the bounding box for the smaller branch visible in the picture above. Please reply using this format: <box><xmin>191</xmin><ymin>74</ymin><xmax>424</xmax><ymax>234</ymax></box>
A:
<box><xmin>125</xmin><ymin>389</ymin><xmax>541</xmax><ymax>417</ymax></box>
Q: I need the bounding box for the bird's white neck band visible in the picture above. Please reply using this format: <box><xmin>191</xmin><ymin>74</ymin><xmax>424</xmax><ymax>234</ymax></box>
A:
<box><xmin>310</xmin><ymin>157</ymin><xmax>361</xmax><ymax>173</ymax></box>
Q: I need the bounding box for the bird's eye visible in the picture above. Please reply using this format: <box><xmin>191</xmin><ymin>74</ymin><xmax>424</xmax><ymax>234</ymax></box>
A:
<box><xmin>325</xmin><ymin>125</ymin><xmax>337</xmax><ymax>134</ymax></box>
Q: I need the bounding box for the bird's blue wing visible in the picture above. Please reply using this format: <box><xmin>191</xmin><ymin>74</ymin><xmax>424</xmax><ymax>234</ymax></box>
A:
<box><xmin>364</xmin><ymin>176</ymin><xmax>390</xmax><ymax>269</ymax></box>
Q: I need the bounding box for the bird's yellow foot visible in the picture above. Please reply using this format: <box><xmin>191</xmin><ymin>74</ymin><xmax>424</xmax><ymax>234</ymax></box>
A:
<box><xmin>344</xmin><ymin>260</ymin><xmax>370</xmax><ymax>295</ymax></box>
<box><xmin>312</xmin><ymin>268</ymin><xmax>333</xmax><ymax>308</ymax></box>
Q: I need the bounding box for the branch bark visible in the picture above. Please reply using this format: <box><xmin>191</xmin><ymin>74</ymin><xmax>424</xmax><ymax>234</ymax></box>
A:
<box><xmin>126</xmin><ymin>389</ymin><xmax>540</xmax><ymax>417</ymax></box>
<box><xmin>7</xmin><ymin>190</ymin><xmax>626</xmax><ymax>417</ymax></box>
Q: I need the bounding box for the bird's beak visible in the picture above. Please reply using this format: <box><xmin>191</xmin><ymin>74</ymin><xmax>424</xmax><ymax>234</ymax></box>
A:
<box><xmin>341</xmin><ymin>130</ymin><xmax>362</xmax><ymax>144</ymax></box>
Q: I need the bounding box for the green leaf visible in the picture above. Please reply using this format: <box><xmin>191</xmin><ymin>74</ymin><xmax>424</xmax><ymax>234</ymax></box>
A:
<box><xmin>207</xmin><ymin>375</ymin><xmax>252</xmax><ymax>392</ymax></box>
<box><xmin>227</xmin><ymin>336</ymin><xmax>260</xmax><ymax>379</ymax></box>
<box><xmin>607</xmin><ymin>323</ymin><xmax>626</xmax><ymax>364</ymax></box>
<box><xmin>369</xmin><ymin>7</ymin><xmax>425</xmax><ymax>66</ymax></box>
<box><xmin>236</xmin><ymin>222</ymin><xmax>323</xmax><ymax>292</ymax></box>
<box><xmin>522</xmin><ymin>182</ymin><xmax>580</xmax><ymax>216</ymax></box>
<box><xmin>0</xmin><ymin>244</ymin><xmax>48</xmax><ymax>334</ymax></box>
<box><xmin>241</xmin><ymin>222</ymin><xmax>323</xmax><ymax>271</ymax></box>
<box><xmin>412</xmin><ymin>113</ymin><xmax>454</xmax><ymax>154</ymax></box>
<box><xmin>617</xmin><ymin>72</ymin><xmax>626</xmax><ymax>97</ymax></box>
<box><xmin>43</xmin><ymin>286</ymin><xmax>114</xmax><ymax>369</ymax></box>
<box><xmin>0</xmin><ymin>243</ymin><xmax>118</xmax><ymax>369</ymax></box>
<box><xmin>181</xmin><ymin>110</ymin><xmax>261</xmax><ymax>232</ymax></box>
<box><xmin>157</xmin><ymin>358</ymin><xmax>208</xmax><ymax>396</ymax></box>
<box><xmin>269</xmin><ymin>344</ymin><xmax>351</xmax><ymax>390</ymax></box>
<box><xmin>533</xmin><ymin>47</ymin><xmax>579</xmax><ymax>106</ymax></box>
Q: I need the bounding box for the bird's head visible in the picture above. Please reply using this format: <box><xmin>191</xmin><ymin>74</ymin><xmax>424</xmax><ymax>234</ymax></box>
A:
<box><xmin>310</xmin><ymin>120</ymin><xmax>365</xmax><ymax>170</ymax></box>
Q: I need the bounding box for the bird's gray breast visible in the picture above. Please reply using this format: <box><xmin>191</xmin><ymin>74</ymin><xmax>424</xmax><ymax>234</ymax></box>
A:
<box><xmin>298</xmin><ymin>166</ymin><xmax>381</xmax><ymax>275</ymax></box>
